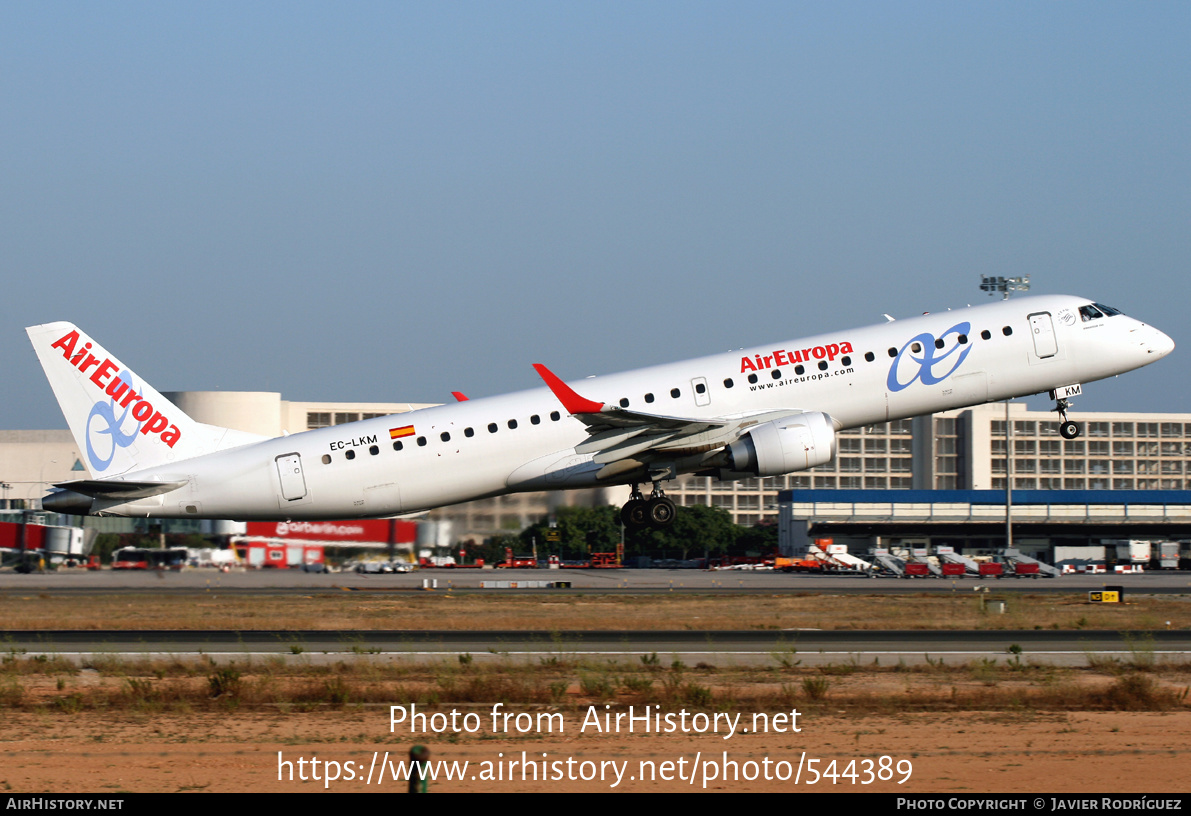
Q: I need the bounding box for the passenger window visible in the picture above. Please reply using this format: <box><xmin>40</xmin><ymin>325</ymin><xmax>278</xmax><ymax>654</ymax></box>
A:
<box><xmin>841</xmin><ymin>356</ymin><xmax>851</xmax><ymax>366</ymax></box>
<box><xmin>888</xmin><ymin>348</ymin><xmax>897</xmax><ymax>357</ymax></box>
<box><xmin>417</xmin><ymin>436</ymin><xmax>427</xmax><ymax>447</ymax></box>
<box><xmin>911</xmin><ymin>342</ymin><xmax>922</xmax><ymax>353</ymax></box>
<box><xmin>722</xmin><ymin>379</ymin><xmax>733</xmax><ymax>389</ymax></box>
<box><xmin>488</xmin><ymin>423</ymin><xmax>498</xmax><ymax>433</ymax></box>
<box><xmin>864</xmin><ymin>352</ymin><xmax>874</xmax><ymax>362</ymax></box>
<box><xmin>464</xmin><ymin>427</ymin><xmax>474</xmax><ymax>437</ymax></box>
<box><xmin>934</xmin><ymin>338</ymin><xmax>945</xmax><ymax>349</ymax></box>
<box><xmin>369</xmin><ymin>445</ymin><xmax>379</xmax><ymax>455</ymax></box>
<box><xmin>321</xmin><ymin>454</ymin><xmax>332</xmax><ymax>465</ymax></box>
<box><xmin>1002</xmin><ymin>326</ymin><xmax>1013</xmax><ymax>336</ymax></box>
<box><xmin>393</xmin><ymin>441</ymin><xmax>403</xmax><ymax>451</ymax></box>
<box><xmin>695</xmin><ymin>383</ymin><xmax>706</xmax><ymax>393</ymax></box>
<box><xmin>550</xmin><ymin>411</ymin><xmax>560</xmax><ymax>421</ymax></box>
<box><xmin>619</xmin><ymin>398</ymin><xmax>629</xmax><ymax>407</ymax></box>
<box><xmin>748</xmin><ymin>373</ymin><xmax>758</xmax><ymax>384</ymax></box>
<box><xmin>795</xmin><ymin>365</ymin><xmax>804</xmax><ymax>375</ymax></box>
<box><xmin>771</xmin><ymin>369</ymin><xmax>781</xmax><ymax>379</ymax></box>
<box><xmin>508</xmin><ymin>419</ymin><xmax>518</xmax><ymax>429</ymax></box>
<box><xmin>670</xmin><ymin>388</ymin><xmax>680</xmax><ymax>398</ymax></box>
<box><xmin>645</xmin><ymin>392</ymin><xmax>655</xmax><ymax>402</ymax></box>
<box><xmin>981</xmin><ymin>330</ymin><xmax>991</xmax><ymax>340</ymax></box>
<box><xmin>818</xmin><ymin>361</ymin><xmax>828</xmax><ymax>371</ymax></box>
<box><xmin>957</xmin><ymin>334</ymin><xmax>967</xmax><ymax>344</ymax></box>
<box><xmin>345</xmin><ymin>450</ymin><xmax>355</xmax><ymax>460</ymax></box>
<box><xmin>440</xmin><ymin>432</ymin><xmax>450</xmax><ymax>442</ymax></box>
<box><xmin>531</xmin><ymin>415</ymin><xmax>540</xmax><ymax>425</ymax></box>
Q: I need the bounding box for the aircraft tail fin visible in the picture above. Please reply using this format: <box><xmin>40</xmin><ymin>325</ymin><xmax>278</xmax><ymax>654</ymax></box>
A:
<box><xmin>26</xmin><ymin>322</ymin><xmax>268</xmax><ymax>478</ymax></box>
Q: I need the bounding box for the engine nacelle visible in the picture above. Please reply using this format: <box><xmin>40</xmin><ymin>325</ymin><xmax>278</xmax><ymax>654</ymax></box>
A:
<box><xmin>726</xmin><ymin>412</ymin><xmax>836</xmax><ymax>477</ymax></box>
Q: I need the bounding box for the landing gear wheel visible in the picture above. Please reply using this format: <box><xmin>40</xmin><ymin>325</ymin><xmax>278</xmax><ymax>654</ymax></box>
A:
<box><xmin>647</xmin><ymin>497</ymin><xmax>677</xmax><ymax>528</ymax></box>
<box><xmin>1053</xmin><ymin>396</ymin><xmax>1080</xmax><ymax>440</ymax></box>
<box><xmin>621</xmin><ymin>499</ymin><xmax>649</xmax><ymax>528</ymax></box>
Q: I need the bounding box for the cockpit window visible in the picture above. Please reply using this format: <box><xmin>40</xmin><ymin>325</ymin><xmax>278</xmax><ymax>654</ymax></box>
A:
<box><xmin>1093</xmin><ymin>302</ymin><xmax>1123</xmax><ymax>316</ymax></box>
<box><xmin>1079</xmin><ymin>305</ymin><xmax>1104</xmax><ymax>322</ymax></box>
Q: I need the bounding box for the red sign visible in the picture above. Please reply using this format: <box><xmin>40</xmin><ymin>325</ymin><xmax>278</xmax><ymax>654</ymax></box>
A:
<box><xmin>244</xmin><ymin>519</ymin><xmax>417</xmax><ymax>544</ymax></box>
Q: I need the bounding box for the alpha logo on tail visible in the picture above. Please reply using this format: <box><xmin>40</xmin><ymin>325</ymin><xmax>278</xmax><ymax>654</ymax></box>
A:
<box><xmin>50</xmin><ymin>329</ymin><xmax>182</xmax><ymax>453</ymax></box>
<box><xmin>29</xmin><ymin>320</ymin><xmax>273</xmax><ymax>484</ymax></box>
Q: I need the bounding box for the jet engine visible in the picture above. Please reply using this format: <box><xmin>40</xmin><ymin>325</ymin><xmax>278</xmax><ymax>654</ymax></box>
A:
<box><xmin>725</xmin><ymin>412</ymin><xmax>836</xmax><ymax>476</ymax></box>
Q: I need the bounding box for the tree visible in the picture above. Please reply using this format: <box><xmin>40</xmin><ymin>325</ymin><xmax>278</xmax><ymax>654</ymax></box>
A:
<box><xmin>520</xmin><ymin>505</ymin><xmax>620</xmax><ymax>559</ymax></box>
<box><xmin>628</xmin><ymin>504</ymin><xmax>736</xmax><ymax>561</ymax></box>
<box><xmin>732</xmin><ymin>522</ymin><xmax>779</xmax><ymax>556</ymax></box>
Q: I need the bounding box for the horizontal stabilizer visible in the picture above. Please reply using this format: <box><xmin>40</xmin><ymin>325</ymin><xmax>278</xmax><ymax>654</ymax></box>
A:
<box><xmin>52</xmin><ymin>479</ymin><xmax>187</xmax><ymax>501</ymax></box>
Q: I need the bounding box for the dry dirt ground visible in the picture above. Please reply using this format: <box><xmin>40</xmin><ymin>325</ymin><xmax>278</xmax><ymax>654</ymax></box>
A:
<box><xmin>2</xmin><ymin>708</ymin><xmax>1188</xmax><ymax>793</ymax></box>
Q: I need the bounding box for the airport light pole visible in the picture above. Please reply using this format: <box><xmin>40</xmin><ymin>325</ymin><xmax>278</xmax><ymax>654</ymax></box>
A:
<box><xmin>980</xmin><ymin>276</ymin><xmax>1030</xmax><ymax>554</ymax></box>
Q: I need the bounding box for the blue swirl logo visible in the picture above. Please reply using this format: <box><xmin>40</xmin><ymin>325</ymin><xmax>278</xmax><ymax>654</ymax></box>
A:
<box><xmin>887</xmin><ymin>321</ymin><xmax>972</xmax><ymax>392</ymax></box>
<box><xmin>85</xmin><ymin>370</ymin><xmax>142</xmax><ymax>471</ymax></box>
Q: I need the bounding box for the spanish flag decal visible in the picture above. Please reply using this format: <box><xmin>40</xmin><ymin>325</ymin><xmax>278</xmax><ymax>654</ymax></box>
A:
<box><xmin>389</xmin><ymin>425</ymin><xmax>415</xmax><ymax>440</ymax></box>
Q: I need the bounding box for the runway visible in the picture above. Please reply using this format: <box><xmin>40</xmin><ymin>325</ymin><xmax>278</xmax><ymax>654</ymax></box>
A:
<box><xmin>2</xmin><ymin>567</ymin><xmax>1190</xmax><ymax>595</ymax></box>
<box><xmin>3</xmin><ymin>568</ymin><xmax>1186</xmax><ymax>666</ymax></box>
<box><xmin>2</xmin><ymin>628</ymin><xmax>1186</xmax><ymax>668</ymax></box>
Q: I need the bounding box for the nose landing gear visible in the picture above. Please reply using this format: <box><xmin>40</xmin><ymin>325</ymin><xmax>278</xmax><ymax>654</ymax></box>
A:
<box><xmin>620</xmin><ymin>484</ymin><xmax>677</xmax><ymax>530</ymax></box>
<box><xmin>1049</xmin><ymin>385</ymin><xmax>1083</xmax><ymax>440</ymax></box>
<box><xmin>1054</xmin><ymin>397</ymin><xmax>1080</xmax><ymax>440</ymax></box>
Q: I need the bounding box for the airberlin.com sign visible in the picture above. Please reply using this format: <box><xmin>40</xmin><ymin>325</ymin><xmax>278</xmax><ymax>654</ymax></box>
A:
<box><xmin>245</xmin><ymin>519</ymin><xmax>417</xmax><ymax>544</ymax></box>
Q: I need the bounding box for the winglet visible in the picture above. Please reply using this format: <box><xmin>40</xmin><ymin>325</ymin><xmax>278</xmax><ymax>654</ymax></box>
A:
<box><xmin>451</xmin><ymin>391</ymin><xmax>469</xmax><ymax>402</ymax></box>
<box><xmin>532</xmin><ymin>364</ymin><xmax>605</xmax><ymax>414</ymax></box>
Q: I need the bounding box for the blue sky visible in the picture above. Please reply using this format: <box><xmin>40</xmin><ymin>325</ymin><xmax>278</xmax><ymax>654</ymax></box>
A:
<box><xmin>3</xmin><ymin>2</ymin><xmax>1188</xmax><ymax>428</ymax></box>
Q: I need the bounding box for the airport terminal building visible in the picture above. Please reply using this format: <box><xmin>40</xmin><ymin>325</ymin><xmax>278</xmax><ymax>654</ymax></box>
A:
<box><xmin>3</xmin><ymin>393</ymin><xmax>1190</xmax><ymax>554</ymax></box>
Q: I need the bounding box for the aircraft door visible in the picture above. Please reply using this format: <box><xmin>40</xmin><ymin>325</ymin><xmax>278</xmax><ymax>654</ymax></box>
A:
<box><xmin>275</xmin><ymin>453</ymin><xmax>307</xmax><ymax>501</ymax></box>
<box><xmin>1029</xmin><ymin>313</ymin><xmax>1058</xmax><ymax>359</ymax></box>
<box><xmin>691</xmin><ymin>377</ymin><xmax>711</xmax><ymax>407</ymax></box>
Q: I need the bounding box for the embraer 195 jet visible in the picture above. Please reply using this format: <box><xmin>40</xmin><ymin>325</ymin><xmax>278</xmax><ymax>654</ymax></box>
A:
<box><xmin>27</xmin><ymin>295</ymin><xmax>1174</xmax><ymax>528</ymax></box>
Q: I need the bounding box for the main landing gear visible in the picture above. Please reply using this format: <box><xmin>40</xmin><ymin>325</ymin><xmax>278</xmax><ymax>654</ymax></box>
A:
<box><xmin>1055</xmin><ymin>397</ymin><xmax>1081</xmax><ymax>440</ymax></box>
<box><xmin>621</xmin><ymin>484</ymin><xmax>676</xmax><ymax>530</ymax></box>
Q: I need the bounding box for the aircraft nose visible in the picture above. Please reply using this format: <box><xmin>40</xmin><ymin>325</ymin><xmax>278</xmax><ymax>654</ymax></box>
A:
<box><xmin>1145</xmin><ymin>326</ymin><xmax>1176</xmax><ymax>359</ymax></box>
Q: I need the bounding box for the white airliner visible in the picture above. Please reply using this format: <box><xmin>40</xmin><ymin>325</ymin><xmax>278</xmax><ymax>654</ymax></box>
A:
<box><xmin>26</xmin><ymin>294</ymin><xmax>1174</xmax><ymax>527</ymax></box>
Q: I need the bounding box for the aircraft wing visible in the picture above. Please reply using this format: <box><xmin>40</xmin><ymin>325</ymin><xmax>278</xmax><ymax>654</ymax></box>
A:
<box><xmin>533</xmin><ymin>363</ymin><xmax>729</xmax><ymax>465</ymax></box>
